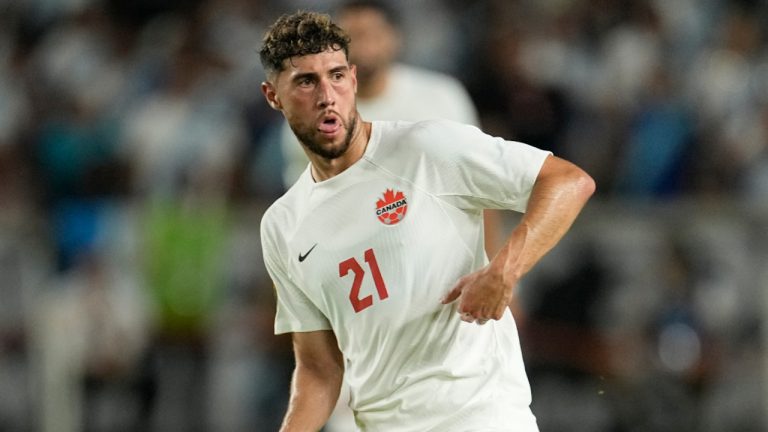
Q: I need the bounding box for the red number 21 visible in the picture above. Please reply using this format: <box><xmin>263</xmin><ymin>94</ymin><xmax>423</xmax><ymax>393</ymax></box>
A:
<box><xmin>338</xmin><ymin>248</ymin><xmax>389</xmax><ymax>313</ymax></box>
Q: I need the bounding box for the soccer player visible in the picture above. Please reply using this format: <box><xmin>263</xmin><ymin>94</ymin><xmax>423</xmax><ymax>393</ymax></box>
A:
<box><xmin>259</xmin><ymin>11</ymin><xmax>595</xmax><ymax>432</ymax></box>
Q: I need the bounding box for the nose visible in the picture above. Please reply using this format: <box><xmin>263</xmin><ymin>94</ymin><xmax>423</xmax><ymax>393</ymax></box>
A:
<box><xmin>316</xmin><ymin>79</ymin><xmax>335</xmax><ymax>108</ymax></box>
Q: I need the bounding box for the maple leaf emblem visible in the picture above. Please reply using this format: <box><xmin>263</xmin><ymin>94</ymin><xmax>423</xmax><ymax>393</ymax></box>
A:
<box><xmin>375</xmin><ymin>189</ymin><xmax>408</xmax><ymax>225</ymax></box>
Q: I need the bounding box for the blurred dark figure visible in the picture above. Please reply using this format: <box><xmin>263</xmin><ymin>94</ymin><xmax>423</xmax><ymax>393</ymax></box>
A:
<box><xmin>28</xmin><ymin>6</ymin><xmax>132</xmax><ymax>272</ymax></box>
<box><xmin>36</xmin><ymin>250</ymin><xmax>151</xmax><ymax>432</ymax></box>
<box><xmin>521</xmin><ymin>243</ymin><xmax>615</xmax><ymax>432</ymax></box>
<box><xmin>614</xmin><ymin>67</ymin><xmax>695</xmax><ymax>198</ymax></box>
<box><xmin>34</xmin><ymin>98</ymin><xmax>128</xmax><ymax>271</ymax></box>
<box><xmin>610</xmin><ymin>238</ymin><xmax>718</xmax><ymax>432</ymax></box>
<box><xmin>465</xmin><ymin>12</ymin><xmax>570</xmax><ymax>156</ymax></box>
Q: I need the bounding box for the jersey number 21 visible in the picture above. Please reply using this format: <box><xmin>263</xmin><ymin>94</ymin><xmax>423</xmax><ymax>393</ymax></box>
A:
<box><xmin>339</xmin><ymin>248</ymin><xmax>389</xmax><ymax>313</ymax></box>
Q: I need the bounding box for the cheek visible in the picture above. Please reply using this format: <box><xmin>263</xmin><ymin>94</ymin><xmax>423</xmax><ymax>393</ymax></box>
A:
<box><xmin>283</xmin><ymin>95</ymin><xmax>313</xmax><ymax>114</ymax></box>
<box><xmin>337</xmin><ymin>84</ymin><xmax>356</xmax><ymax>100</ymax></box>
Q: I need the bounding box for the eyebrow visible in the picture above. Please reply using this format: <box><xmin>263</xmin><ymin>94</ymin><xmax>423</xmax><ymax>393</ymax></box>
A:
<box><xmin>291</xmin><ymin>65</ymin><xmax>350</xmax><ymax>83</ymax></box>
<box><xmin>328</xmin><ymin>65</ymin><xmax>349</xmax><ymax>74</ymax></box>
<box><xmin>291</xmin><ymin>72</ymin><xmax>318</xmax><ymax>84</ymax></box>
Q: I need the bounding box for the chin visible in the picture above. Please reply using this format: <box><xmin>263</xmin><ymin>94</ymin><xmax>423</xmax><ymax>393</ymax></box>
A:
<box><xmin>309</xmin><ymin>138</ymin><xmax>349</xmax><ymax>160</ymax></box>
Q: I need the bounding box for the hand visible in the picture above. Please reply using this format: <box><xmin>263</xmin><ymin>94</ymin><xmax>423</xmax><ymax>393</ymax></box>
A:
<box><xmin>440</xmin><ymin>265</ymin><xmax>516</xmax><ymax>325</ymax></box>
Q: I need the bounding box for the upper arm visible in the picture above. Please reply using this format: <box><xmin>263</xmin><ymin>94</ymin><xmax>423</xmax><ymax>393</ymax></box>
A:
<box><xmin>261</xmin><ymin>213</ymin><xmax>332</xmax><ymax>334</ymax></box>
<box><xmin>385</xmin><ymin>120</ymin><xmax>551</xmax><ymax>212</ymax></box>
<box><xmin>292</xmin><ymin>330</ymin><xmax>344</xmax><ymax>375</ymax></box>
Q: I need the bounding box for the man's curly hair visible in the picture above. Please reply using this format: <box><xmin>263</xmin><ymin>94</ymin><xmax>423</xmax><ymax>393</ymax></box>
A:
<box><xmin>260</xmin><ymin>11</ymin><xmax>351</xmax><ymax>77</ymax></box>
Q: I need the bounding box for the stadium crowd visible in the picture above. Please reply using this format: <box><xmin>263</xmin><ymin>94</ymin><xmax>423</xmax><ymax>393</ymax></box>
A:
<box><xmin>0</xmin><ymin>0</ymin><xmax>765</xmax><ymax>431</ymax></box>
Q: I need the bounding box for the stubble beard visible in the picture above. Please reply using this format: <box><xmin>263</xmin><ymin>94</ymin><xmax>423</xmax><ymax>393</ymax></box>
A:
<box><xmin>292</xmin><ymin>110</ymin><xmax>358</xmax><ymax>160</ymax></box>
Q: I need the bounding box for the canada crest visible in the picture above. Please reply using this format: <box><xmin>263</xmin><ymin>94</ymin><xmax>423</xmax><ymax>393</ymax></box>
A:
<box><xmin>375</xmin><ymin>189</ymin><xmax>407</xmax><ymax>225</ymax></box>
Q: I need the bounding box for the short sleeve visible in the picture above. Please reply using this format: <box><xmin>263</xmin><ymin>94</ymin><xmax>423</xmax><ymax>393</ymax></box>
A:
<box><xmin>260</xmin><ymin>213</ymin><xmax>331</xmax><ymax>335</ymax></box>
<box><xmin>379</xmin><ymin>120</ymin><xmax>551</xmax><ymax>213</ymax></box>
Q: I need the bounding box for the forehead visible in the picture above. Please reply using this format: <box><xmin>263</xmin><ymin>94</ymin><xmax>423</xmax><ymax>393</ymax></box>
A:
<box><xmin>279</xmin><ymin>49</ymin><xmax>349</xmax><ymax>78</ymax></box>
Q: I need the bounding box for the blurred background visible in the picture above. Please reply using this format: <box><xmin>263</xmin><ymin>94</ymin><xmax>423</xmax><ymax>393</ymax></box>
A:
<box><xmin>0</xmin><ymin>0</ymin><xmax>766</xmax><ymax>431</ymax></box>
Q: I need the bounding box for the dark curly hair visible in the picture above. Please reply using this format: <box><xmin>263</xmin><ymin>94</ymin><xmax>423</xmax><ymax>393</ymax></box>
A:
<box><xmin>259</xmin><ymin>11</ymin><xmax>351</xmax><ymax>77</ymax></box>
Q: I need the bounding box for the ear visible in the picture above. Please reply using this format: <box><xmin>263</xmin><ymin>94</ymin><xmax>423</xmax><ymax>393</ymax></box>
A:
<box><xmin>261</xmin><ymin>81</ymin><xmax>282</xmax><ymax>111</ymax></box>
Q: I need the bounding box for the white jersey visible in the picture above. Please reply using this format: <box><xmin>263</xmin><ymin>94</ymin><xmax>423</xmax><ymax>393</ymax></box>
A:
<box><xmin>261</xmin><ymin>120</ymin><xmax>549</xmax><ymax>432</ymax></box>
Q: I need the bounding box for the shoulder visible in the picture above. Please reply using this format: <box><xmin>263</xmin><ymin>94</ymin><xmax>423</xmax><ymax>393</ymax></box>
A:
<box><xmin>370</xmin><ymin>119</ymin><xmax>548</xmax><ymax>169</ymax></box>
<box><xmin>378</xmin><ymin>117</ymin><xmax>487</xmax><ymax>142</ymax></box>
<box><xmin>260</xmin><ymin>179</ymin><xmax>308</xmax><ymax>246</ymax></box>
<box><xmin>372</xmin><ymin>118</ymin><xmax>475</xmax><ymax>145</ymax></box>
<box><xmin>259</xmin><ymin>200</ymin><xmax>288</xmax><ymax>250</ymax></box>
<box><xmin>368</xmin><ymin>119</ymin><xmax>491</xmax><ymax>165</ymax></box>
<box><xmin>402</xmin><ymin>118</ymin><xmax>489</xmax><ymax>149</ymax></box>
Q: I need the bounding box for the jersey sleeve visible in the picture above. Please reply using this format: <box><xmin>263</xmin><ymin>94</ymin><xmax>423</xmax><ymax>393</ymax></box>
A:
<box><xmin>260</xmin><ymin>212</ymin><xmax>331</xmax><ymax>335</ymax></box>
<box><xmin>393</xmin><ymin>120</ymin><xmax>551</xmax><ymax>213</ymax></box>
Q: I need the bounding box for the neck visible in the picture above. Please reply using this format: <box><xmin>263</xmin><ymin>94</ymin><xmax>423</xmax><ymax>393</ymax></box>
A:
<box><xmin>310</xmin><ymin>120</ymin><xmax>372</xmax><ymax>182</ymax></box>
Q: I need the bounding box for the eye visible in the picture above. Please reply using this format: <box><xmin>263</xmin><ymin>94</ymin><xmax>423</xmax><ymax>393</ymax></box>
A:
<box><xmin>297</xmin><ymin>77</ymin><xmax>314</xmax><ymax>87</ymax></box>
<box><xmin>331</xmin><ymin>71</ymin><xmax>345</xmax><ymax>81</ymax></box>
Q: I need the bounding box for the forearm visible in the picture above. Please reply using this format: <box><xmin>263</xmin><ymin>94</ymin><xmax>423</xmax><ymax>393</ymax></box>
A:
<box><xmin>490</xmin><ymin>157</ymin><xmax>595</xmax><ymax>280</ymax></box>
<box><xmin>280</xmin><ymin>362</ymin><xmax>343</xmax><ymax>432</ymax></box>
<box><xmin>441</xmin><ymin>157</ymin><xmax>594</xmax><ymax>322</ymax></box>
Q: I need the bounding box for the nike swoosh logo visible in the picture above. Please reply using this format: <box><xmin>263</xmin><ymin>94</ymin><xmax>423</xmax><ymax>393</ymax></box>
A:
<box><xmin>298</xmin><ymin>243</ymin><xmax>318</xmax><ymax>262</ymax></box>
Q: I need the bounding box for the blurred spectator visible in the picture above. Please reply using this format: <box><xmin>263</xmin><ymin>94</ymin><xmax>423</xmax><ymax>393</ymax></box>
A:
<box><xmin>35</xmin><ymin>248</ymin><xmax>150</xmax><ymax>432</ymax></box>
<box><xmin>118</xmin><ymin>17</ymin><xmax>245</xmax><ymax>199</ymax></box>
<box><xmin>199</xmin><ymin>0</ymin><xmax>288</xmax><ymax>200</ymax></box>
<box><xmin>522</xmin><ymin>242</ymin><xmax>615</xmax><ymax>432</ymax></box>
<box><xmin>614</xmin><ymin>67</ymin><xmax>695</xmax><ymax>198</ymax></box>
<box><xmin>0</xmin><ymin>205</ymin><xmax>44</xmax><ymax>432</ymax></box>
<box><xmin>140</xmin><ymin>192</ymin><xmax>230</xmax><ymax>431</ymax></box>
<box><xmin>686</xmin><ymin>5</ymin><xmax>767</xmax><ymax>196</ymax></box>
<box><xmin>206</xmin><ymin>203</ymin><xmax>295</xmax><ymax>431</ymax></box>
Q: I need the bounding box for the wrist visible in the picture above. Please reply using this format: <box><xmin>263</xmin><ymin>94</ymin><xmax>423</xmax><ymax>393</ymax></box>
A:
<box><xmin>490</xmin><ymin>224</ymin><xmax>530</xmax><ymax>281</ymax></box>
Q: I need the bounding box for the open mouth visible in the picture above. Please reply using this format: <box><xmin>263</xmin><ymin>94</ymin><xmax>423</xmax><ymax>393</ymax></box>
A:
<box><xmin>318</xmin><ymin>114</ymin><xmax>341</xmax><ymax>134</ymax></box>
